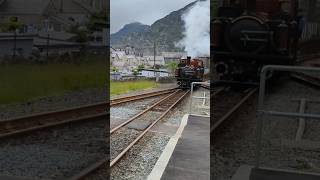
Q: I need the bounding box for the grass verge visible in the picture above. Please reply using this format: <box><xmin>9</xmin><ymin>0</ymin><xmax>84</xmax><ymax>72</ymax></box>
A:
<box><xmin>0</xmin><ymin>60</ymin><xmax>107</xmax><ymax>105</ymax></box>
<box><xmin>110</xmin><ymin>80</ymin><xmax>158</xmax><ymax>96</ymax></box>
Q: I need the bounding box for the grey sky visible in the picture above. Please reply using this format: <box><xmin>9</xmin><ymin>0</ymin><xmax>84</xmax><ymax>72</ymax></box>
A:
<box><xmin>111</xmin><ymin>0</ymin><xmax>196</xmax><ymax>33</ymax></box>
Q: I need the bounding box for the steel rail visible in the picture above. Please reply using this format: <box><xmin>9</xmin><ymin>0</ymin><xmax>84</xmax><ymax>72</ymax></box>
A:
<box><xmin>110</xmin><ymin>90</ymin><xmax>190</xmax><ymax>167</ymax></box>
<box><xmin>211</xmin><ymin>88</ymin><xmax>257</xmax><ymax>133</ymax></box>
<box><xmin>211</xmin><ymin>87</ymin><xmax>224</xmax><ymax>97</ymax></box>
<box><xmin>0</xmin><ymin>88</ymin><xmax>177</xmax><ymax>138</ymax></box>
<box><xmin>110</xmin><ymin>90</ymin><xmax>180</xmax><ymax>134</ymax></box>
<box><xmin>67</xmin><ymin>159</ymin><xmax>107</xmax><ymax>180</ymax></box>
<box><xmin>0</xmin><ymin>102</ymin><xmax>107</xmax><ymax>138</ymax></box>
<box><xmin>291</xmin><ymin>72</ymin><xmax>320</xmax><ymax>87</ymax></box>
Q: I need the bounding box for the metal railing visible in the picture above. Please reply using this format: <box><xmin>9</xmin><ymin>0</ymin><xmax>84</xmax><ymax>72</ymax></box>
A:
<box><xmin>189</xmin><ymin>82</ymin><xmax>210</xmax><ymax>117</ymax></box>
<box><xmin>255</xmin><ymin>65</ymin><xmax>320</xmax><ymax>168</ymax></box>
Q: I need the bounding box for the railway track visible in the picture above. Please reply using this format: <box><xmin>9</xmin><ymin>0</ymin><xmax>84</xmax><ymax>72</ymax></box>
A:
<box><xmin>110</xmin><ymin>89</ymin><xmax>189</xmax><ymax>168</ymax></box>
<box><xmin>0</xmin><ymin>88</ymin><xmax>177</xmax><ymax>180</ymax></box>
<box><xmin>211</xmin><ymin>86</ymin><xmax>257</xmax><ymax>133</ymax></box>
<box><xmin>110</xmin><ymin>88</ymin><xmax>176</xmax><ymax>106</ymax></box>
<box><xmin>291</xmin><ymin>72</ymin><xmax>320</xmax><ymax>88</ymax></box>
<box><xmin>0</xmin><ymin>88</ymin><xmax>177</xmax><ymax>139</ymax></box>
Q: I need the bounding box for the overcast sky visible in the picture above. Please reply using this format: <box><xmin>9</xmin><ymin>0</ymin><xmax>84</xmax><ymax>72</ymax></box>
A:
<box><xmin>110</xmin><ymin>0</ymin><xmax>196</xmax><ymax>33</ymax></box>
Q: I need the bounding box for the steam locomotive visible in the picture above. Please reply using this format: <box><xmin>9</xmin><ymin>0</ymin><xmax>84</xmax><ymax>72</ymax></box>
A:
<box><xmin>212</xmin><ymin>0</ymin><xmax>300</xmax><ymax>82</ymax></box>
<box><xmin>175</xmin><ymin>56</ymin><xmax>205</xmax><ymax>87</ymax></box>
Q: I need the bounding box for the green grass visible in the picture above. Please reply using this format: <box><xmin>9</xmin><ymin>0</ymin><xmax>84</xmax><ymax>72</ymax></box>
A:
<box><xmin>0</xmin><ymin>60</ymin><xmax>107</xmax><ymax>105</ymax></box>
<box><xmin>110</xmin><ymin>80</ymin><xmax>158</xmax><ymax>96</ymax></box>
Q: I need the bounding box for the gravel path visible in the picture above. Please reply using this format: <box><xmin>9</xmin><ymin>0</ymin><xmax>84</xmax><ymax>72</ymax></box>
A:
<box><xmin>0</xmin><ymin>119</ymin><xmax>107</xmax><ymax>179</ymax></box>
<box><xmin>0</xmin><ymin>88</ymin><xmax>107</xmax><ymax>120</ymax></box>
<box><xmin>211</xmin><ymin>79</ymin><xmax>320</xmax><ymax>180</ymax></box>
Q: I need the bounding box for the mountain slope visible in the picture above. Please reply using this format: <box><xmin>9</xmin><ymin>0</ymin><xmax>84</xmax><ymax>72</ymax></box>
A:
<box><xmin>110</xmin><ymin>1</ymin><xmax>198</xmax><ymax>55</ymax></box>
<box><xmin>110</xmin><ymin>22</ymin><xmax>150</xmax><ymax>45</ymax></box>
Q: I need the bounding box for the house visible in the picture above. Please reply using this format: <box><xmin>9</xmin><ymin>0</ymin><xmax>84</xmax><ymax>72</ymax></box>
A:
<box><xmin>0</xmin><ymin>0</ymin><xmax>107</xmax><ymax>33</ymax></box>
<box><xmin>0</xmin><ymin>33</ymin><xmax>36</xmax><ymax>57</ymax></box>
<box><xmin>161</xmin><ymin>52</ymin><xmax>187</xmax><ymax>63</ymax></box>
<box><xmin>144</xmin><ymin>56</ymin><xmax>165</xmax><ymax>67</ymax></box>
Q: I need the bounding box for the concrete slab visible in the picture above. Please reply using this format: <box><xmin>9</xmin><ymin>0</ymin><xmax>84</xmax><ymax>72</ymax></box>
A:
<box><xmin>150</xmin><ymin>123</ymin><xmax>179</xmax><ymax>136</ymax></box>
<box><xmin>110</xmin><ymin>117</ymin><xmax>128</xmax><ymax>129</ymax></box>
<box><xmin>127</xmin><ymin>120</ymin><xmax>151</xmax><ymax>131</ymax></box>
<box><xmin>156</xmin><ymin>115</ymin><xmax>210</xmax><ymax>180</ymax></box>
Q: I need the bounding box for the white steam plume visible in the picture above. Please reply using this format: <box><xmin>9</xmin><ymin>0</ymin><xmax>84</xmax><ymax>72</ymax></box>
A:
<box><xmin>176</xmin><ymin>0</ymin><xmax>210</xmax><ymax>57</ymax></box>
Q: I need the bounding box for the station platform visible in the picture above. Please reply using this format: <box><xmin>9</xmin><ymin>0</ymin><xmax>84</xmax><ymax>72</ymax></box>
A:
<box><xmin>232</xmin><ymin>165</ymin><xmax>320</xmax><ymax>180</ymax></box>
<box><xmin>148</xmin><ymin>114</ymin><xmax>210</xmax><ymax>180</ymax></box>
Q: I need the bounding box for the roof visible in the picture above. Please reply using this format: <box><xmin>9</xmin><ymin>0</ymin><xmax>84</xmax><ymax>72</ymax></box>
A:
<box><xmin>161</xmin><ymin>52</ymin><xmax>187</xmax><ymax>58</ymax></box>
<box><xmin>145</xmin><ymin>56</ymin><xmax>165</xmax><ymax>61</ymax></box>
<box><xmin>38</xmin><ymin>31</ymin><xmax>76</xmax><ymax>41</ymax></box>
<box><xmin>0</xmin><ymin>0</ymin><xmax>50</xmax><ymax>15</ymax></box>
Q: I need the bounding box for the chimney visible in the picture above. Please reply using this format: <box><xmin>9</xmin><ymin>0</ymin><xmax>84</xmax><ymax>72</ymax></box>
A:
<box><xmin>187</xmin><ymin>56</ymin><xmax>191</xmax><ymax>64</ymax></box>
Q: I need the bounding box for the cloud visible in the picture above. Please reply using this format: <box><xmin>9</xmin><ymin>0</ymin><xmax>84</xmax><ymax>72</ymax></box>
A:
<box><xmin>111</xmin><ymin>0</ymin><xmax>196</xmax><ymax>33</ymax></box>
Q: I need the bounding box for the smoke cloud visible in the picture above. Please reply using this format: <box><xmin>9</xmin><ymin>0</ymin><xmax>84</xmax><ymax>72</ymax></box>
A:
<box><xmin>176</xmin><ymin>0</ymin><xmax>210</xmax><ymax>57</ymax></box>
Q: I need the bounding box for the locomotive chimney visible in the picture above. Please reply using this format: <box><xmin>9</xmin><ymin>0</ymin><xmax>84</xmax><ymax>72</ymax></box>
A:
<box><xmin>187</xmin><ymin>56</ymin><xmax>191</xmax><ymax>65</ymax></box>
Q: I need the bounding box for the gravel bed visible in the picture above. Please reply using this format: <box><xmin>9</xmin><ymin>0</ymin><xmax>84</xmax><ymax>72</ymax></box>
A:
<box><xmin>211</xmin><ymin>79</ymin><xmax>320</xmax><ymax>180</ymax></box>
<box><xmin>111</xmin><ymin>96</ymin><xmax>166</xmax><ymax>119</ymax></box>
<box><xmin>110</xmin><ymin>128</ymin><xmax>140</xmax><ymax>160</ymax></box>
<box><xmin>111</xmin><ymin>132</ymin><xmax>170</xmax><ymax>180</ymax></box>
<box><xmin>0</xmin><ymin>119</ymin><xmax>107</xmax><ymax>179</ymax></box>
<box><xmin>0</xmin><ymin>88</ymin><xmax>107</xmax><ymax>120</ymax></box>
<box><xmin>83</xmin><ymin>163</ymin><xmax>109</xmax><ymax>180</ymax></box>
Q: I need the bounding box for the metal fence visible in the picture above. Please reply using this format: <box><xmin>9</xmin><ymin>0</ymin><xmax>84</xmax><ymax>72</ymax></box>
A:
<box><xmin>255</xmin><ymin>65</ymin><xmax>320</xmax><ymax>168</ymax></box>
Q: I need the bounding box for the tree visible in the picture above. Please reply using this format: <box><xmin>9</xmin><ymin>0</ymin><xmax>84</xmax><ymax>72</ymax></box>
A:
<box><xmin>86</xmin><ymin>9</ymin><xmax>108</xmax><ymax>32</ymax></box>
<box><xmin>132</xmin><ymin>68</ymin><xmax>139</xmax><ymax>77</ymax></box>
<box><xmin>211</xmin><ymin>0</ymin><xmax>218</xmax><ymax>17</ymax></box>
<box><xmin>68</xmin><ymin>25</ymin><xmax>89</xmax><ymax>43</ymax></box>
<box><xmin>137</xmin><ymin>64</ymin><xmax>145</xmax><ymax>72</ymax></box>
<box><xmin>0</xmin><ymin>17</ymin><xmax>23</xmax><ymax>32</ymax></box>
<box><xmin>111</xmin><ymin>66</ymin><xmax>118</xmax><ymax>72</ymax></box>
<box><xmin>166</xmin><ymin>61</ymin><xmax>178</xmax><ymax>75</ymax></box>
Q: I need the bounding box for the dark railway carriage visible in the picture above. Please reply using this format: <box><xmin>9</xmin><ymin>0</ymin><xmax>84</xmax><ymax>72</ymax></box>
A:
<box><xmin>212</xmin><ymin>0</ymin><xmax>300</xmax><ymax>82</ymax></box>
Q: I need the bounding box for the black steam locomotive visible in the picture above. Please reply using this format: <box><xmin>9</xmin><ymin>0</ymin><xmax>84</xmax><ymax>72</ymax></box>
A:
<box><xmin>175</xmin><ymin>56</ymin><xmax>205</xmax><ymax>87</ymax></box>
<box><xmin>212</xmin><ymin>0</ymin><xmax>300</xmax><ymax>82</ymax></box>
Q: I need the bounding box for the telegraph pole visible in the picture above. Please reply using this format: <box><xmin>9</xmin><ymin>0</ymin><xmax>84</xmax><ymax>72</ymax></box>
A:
<box><xmin>13</xmin><ymin>30</ymin><xmax>17</xmax><ymax>59</ymax></box>
<box><xmin>153</xmin><ymin>42</ymin><xmax>156</xmax><ymax>78</ymax></box>
<box><xmin>46</xmin><ymin>34</ymin><xmax>50</xmax><ymax>61</ymax></box>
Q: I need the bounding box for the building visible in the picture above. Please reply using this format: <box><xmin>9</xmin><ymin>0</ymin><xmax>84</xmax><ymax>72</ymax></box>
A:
<box><xmin>144</xmin><ymin>56</ymin><xmax>165</xmax><ymax>67</ymax></box>
<box><xmin>0</xmin><ymin>33</ymin><xmax>35</xmax><ymax>57</ymax></box>
<box><xmin>161</xmin><ymin>52</ymin><xmax>187</xmax><ymax>63</ymax></box>
<box><xmin>0</xmin><ymin>0</ymin><xmax>107</xmax><ymax>33</ymax></box>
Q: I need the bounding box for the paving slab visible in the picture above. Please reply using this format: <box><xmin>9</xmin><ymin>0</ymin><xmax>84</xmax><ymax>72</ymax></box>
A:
<box><xmin>232</xmin><ymin>165</ymin><xmax>320</xmax><ymax>180</ymax></box>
